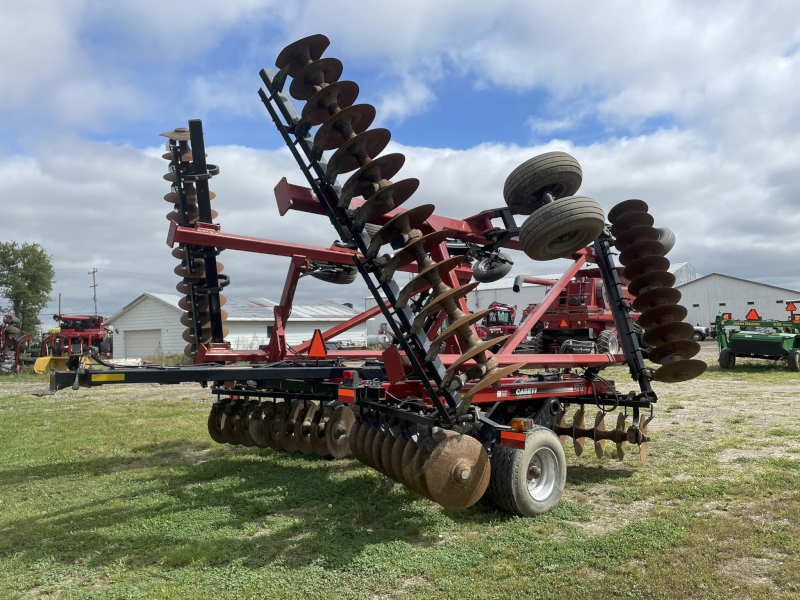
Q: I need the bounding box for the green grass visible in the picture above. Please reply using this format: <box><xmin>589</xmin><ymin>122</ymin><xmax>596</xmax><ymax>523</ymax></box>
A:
<box><xmin>1</xmin><ymin>373</ymin><xmax>799</xmax><ymax>599</ymax></box>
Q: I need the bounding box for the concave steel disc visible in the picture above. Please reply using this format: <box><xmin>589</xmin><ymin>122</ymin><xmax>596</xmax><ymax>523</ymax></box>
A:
<box><xmin>610</xmin><ymin>211</ymin><xmax>654</xmax><ymax>237</ymax></box>
<box><xmin>409</xmin><ymin>282</ymin><xmax>480</xmax><ymax>332</ymax></box>
<box><xmin>302</xmin><ymin>80</ymin><xmax>360</xmax><ymax>126</ymax></box>
<box><xmin>371</xmin><ymin>428</ymin><xmax>387</xmax><ymax>473</ymax></box>
<box><xmin>362</xmin><ymin>424</ymin><xmax>379</xmax><ymax>467</ymax></box>
<box><xmin>313</xmin><ymin>104</ymin><xmax>376</xmax><ymax>151</ymax></box>
<box><xmin>398</xmin><ymin>255</ymin><xmax>471</xmax><ymax>312</ymax></box>
<box><xmin>365</xmin><ymin>203</ymin><xmax>435</xmax><ymax>258</ymax></box>
<box><xmin>207</xmin><ymin>405</ymin><xmax>226</xmax><ymax>444</ymax></box>
<box><xmin>628</xmin><ymin>270</ymin><xmax>676</xmax><ymax>297</ymax></box>
<box><xmin>269</xmin><ymin>402</ymin><xmax>288</xmax><ymax>451</ymax></box>
<box><xmin>443</xmin><ymin>336</ymin><xmax>511</xmax><ymax>383</ymax></box>
<box><xmin>637</xmin><ymin>414</ymin><xmax>649</xmax><ymax>463</ymax></box>
<box><xmin>622</xmin><ymin>255</ymin><xmax>670</xmax><ymax>282</ymax></box>
<box><xmin>164</xmin><ymin>190</ymin><xmax>216</xmax><ymax>204</ymax></box>
<box><xmin>647</xmin><ymin>339</ymin><xmax>701</xmax><ymax>364</ymax></box>
<box><xmin>174</xmin><ymin>263</ymin><xmax>205</xmax><ymax>279</ymax></box>
<box><xmin>326</xmin><ymin>127</ymin><xmax>390</xmax><ymax>176</ymax></box>
<box><xmin>572</xmin><ymin>407</ymin><xmax>586</xmax><ymax>457</ymax></box>
<box><xmin>615</xmin><ymin>413</ymin><xmax>627</xmax><ymax>461</ymax></box>
<box><xmin>275</xmin><ymin>34</ymin><xmax>330</xmax><ymax>77</ymax></box>
<box><xmin>631</xmin><ymin>287</ymin><xmax>682</xmax><ymax>312</ymax></box>
<box><xmin>401</xmin><ymin>438</ymin><xmax>421</xmax><ymax>494</ymax></box>
<box><xmin>424</xmin><ymin>431</ymin><xmax>491</xmax><ymax>510</ymax></box>
<box><xmin>311</xmin><ymin>404</ymin><xmax>334</xmax><ymax>457</ymax></box>
<box><xmin>411</xmin><ymin>442</ymin><xmax>434</xmax><ymax>501</ymax></box>
<box><xmin>615</xmin><ymin>225</ymin><xmax>660</xmax><ymax>252</ymax></box>
<box><xmin>391</xmin><ymin>435</ymin><xmax>409</xmax><ymax>486</ymax></box>
<box><xmin>259</xmin><ymin>403</ymin><xmax>279</xmax><ymax>451</ymax></box>
<box><xmin>278</xmin><ymin>401</ymin><xmax>304</xmax><ymax>453</ymax></box>
<box><xmin>354</xmin><ymin>418</ymin><xmax>371</xmax><ymax>464</ymax></box>
<box><xmin>380</xmin><ymin>230</ymin><xmax>453</xmax><ymax>284</ymax></box>
<box><xmin>159</xmin><ymin>128</ymin><xmax>191</xmax><ymax>141</ymax></box>
<box><xmin>637</xmin><ymin>304</ymin><xmax>688</xmax><ymax>330</ymax></box>
<box><xmin>248</xmin><ymin>406</ymin><xmax>269</xmax><ymax>448</ymax></box>
<box><xmin>295</xmin><ymin>402</ymin><xmax>319</xmax><ymax>455</ymax></box>
<box><xmin>653</xmin><ymin>359</ymin><xmax>707</xmax><ymax>383</ymax></box>
<box><xmin>354</xmin><ymin>178</ymin><xmax>420</xmax><ymax>226</ymax></box>
<box><xmin>341</xmin><ymin>153</ymin><xmax>407</xmax><ymax>205</ymax></box>
<box><xmin>593</xmin><ymin>411</ymin><xmax>606</xmax><ymax>459</ymax></box>
<box><xmin>608</xmin><ymin>199</ymin><xmax>649</xmax><ymax>224</ymax></box>
<box><xmin>619</xmin><ymin>240</ymin><xmax>666</xmax><ymax>266</ymax></box>
<box><xmin>348</xmin><ymin>418</ymin><xmax>363</xmax><ymax>461</ymax></box>
<box><xmin>642</xmin><ymin>321</ymin><xmax>694</xmax><ymax>347</ymax></box>
<box><xmin>289</xmin><ymin>57</ymin><xmax>344</xmax><ymax>100</ymax></box>
<box><xmin>380</xmin><ymin>430</ymin><xmax>399</xmax><ymax>481</ymax></box>
<box><xmin>326</xmin><ymin>404</ymin><xmax>355</xmax><ymax>459</ymax></box>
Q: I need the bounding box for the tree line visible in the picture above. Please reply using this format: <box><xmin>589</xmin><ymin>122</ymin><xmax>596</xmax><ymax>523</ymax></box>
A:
<box><xmin>0</xmin><ymin>242</ymin><xmax>54</xmax><ymax>333</ymax></box>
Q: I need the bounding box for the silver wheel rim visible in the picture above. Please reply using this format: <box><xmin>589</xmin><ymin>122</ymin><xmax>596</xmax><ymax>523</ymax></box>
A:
<box><xmin>526</xmin><ymin>447</ymin><xmax>560</xmax><ymax>502</ymax></box>
<box><xmin>609</xmin><ymin>336</ymin><xmax>619</xmax><ymax>353</ymax></box>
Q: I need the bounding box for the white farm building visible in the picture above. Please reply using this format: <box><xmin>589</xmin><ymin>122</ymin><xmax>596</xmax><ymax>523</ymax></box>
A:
<box><xmin>106</xmin><ymin>293</ymin><xmax>367</xmax><ymax>359</ymax></box>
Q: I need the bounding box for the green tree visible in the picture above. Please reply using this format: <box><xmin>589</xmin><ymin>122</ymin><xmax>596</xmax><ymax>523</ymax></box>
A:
<box><xmin>0</xmin><ymin>242</ymin><xmax>55</xmax><ymax>333</ymax></box>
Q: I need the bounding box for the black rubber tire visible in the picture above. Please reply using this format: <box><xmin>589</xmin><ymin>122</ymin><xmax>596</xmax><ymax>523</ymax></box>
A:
<box><xmin>488</xmin><ymin>426</ymin><xmax>566</xmax><ymax>517</ymax></box>
<box><xmin>309</xmin><ymin>264</ymin><xmax>358</xmax><ymax>285</ymax></box>
<box><xmin>473</xmin><ymin>252</ymin><xmax>513</xmax><ymax>283</ymax></box>
<box><xmin>788</xmin><ymin>349</ymin><xmax>800</xmax><ymax>372</ymax></box>
<box><xmin>519</xmin><ymin>196</ymin><xmax>606</xmax><ymax>261</ymax></box>
<box><xmin>656</xmin><ymin>227</ymin><xmax>676</xmax><ymax>255</ymax></box>
<box><xmin>719</xmin><ymin>348</ymin><xmax>735</xmax><ymax>369</ymax></box>
<box><xmin>364</xmin><ymin>223</ymin><xmax>381</xmax><ymax>238</ymax></box>
<box><xmin>503</xmin><ymin>152</ymin><xmax>582</xmax><ymax>214</ymax></box>
<box><xmin>690</xmin><ymin>332</ymin><xmax>703</xmax><ymax>342</ymax></box>
<box><xmin>596</xmin><ymin>330</ymin><xmax>620</xmax><ymax>354</ymax></box>
<box><xmin>99</xmin><ymin>340</ymin><xmax>112</xmax><ymax>355</ymax></box>
<box><xmin>531</xmin><ymin>332</ymin><xmax>545</xmax><ymax>354</ymax></box>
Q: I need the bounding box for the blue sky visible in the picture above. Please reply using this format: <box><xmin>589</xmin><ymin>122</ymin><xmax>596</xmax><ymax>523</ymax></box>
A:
<box><xmin>1</xmin><ymin>0</ymin><xmax>799</xmax><ymax>325</ymax></box>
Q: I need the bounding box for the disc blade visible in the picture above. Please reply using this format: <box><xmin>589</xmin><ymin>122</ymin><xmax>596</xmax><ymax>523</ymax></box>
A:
<box><xmin>380</xmin><ymin>430</ymin><xmax>399</xmax><ymax>481</ymax></box>
<box><xmin>391</xmin><ymin>435</ymin><xmax>410</xmax><ymax>486</ymax></box>
<box><xmin>646</xmin><ymin>339</ymin><xmax>700</xmax><ymax>364</ymax></box>
<box><xmin>401</xmin><ymin>438</ymin><xmax>421</xmax><ymax>493</ymax></box>
<box><xmin>610</xmin><ymin>211</ymin><xmax>654</xmax><ymax>237</ymax></box>
<box><xmin>325</xmin><ymin>405</ymin><xmax>355</xmax><ymax>458</ymax></box>
<box><xmin>398</xmin><ymin>255</ymin><xmax>469</xmax><ymax>310</ymax></box>
<box><xmin>632</xmin><ymin>287</ymin><xmax>682</xmax><ymax>312</ymax></box>
<box><xmin>159</xmin><ymin>128</ymin><xmax>191</xmax><ymax>141</ymax></box>
<box><xmin>443</xmin><ymin>336</ymin><xmax>511</xmax><ymax>384</ymax></box>
<box><xmin>652</xmin><ymin>359</ymin><xmax>707</xmax><ymax>383</ymax></box>
<box><xmin>572</xmin><ymin>408</ymin><xmax>586</xmax><ymax>457</ymax></box>
<box><xmin>289</xmin><ymin>57</ymin><xmax>344</xmax><ymax>100</ymax></box>
<box><xmin>312</xmin><ymin>103</ymin><xmax>375</xmax><ymax>151</ymax></box>
<box><xmin>616</xmin><ymin>225</ymin><xmax>660</xmax><ymax>252</ymax></box>
<box><xmin>269</xmin><ymin>402</ymin><xmax>288</xmax><ymax>451</ymax></box>
<box><xmin>594</xmin><ymin>411</ymin><xmax>606</xmax><ymax>459</ymax></box>
<box><xmin>302</xmin><ymin>80</ymin><xmax>360</xmax><ymax>126</ymax></box>
<box><xmin>425</xmin><ymin>431</ymin><xmax>491</xmax><ymax>510</ymax></box>
<box><xmin>294</xmin><ymin>402</ymin><xmax>319</xmax><ymax>455</ymax></box>
<box><xmin>365</xmin><ymin>203</ymin><xmax>435</xmax><ymax>258</ymax></box>
<box><xmin>619</xmin><ymin>240</ymin><xmax>666</xmax><ymax>266</ymax></box>
<box><xmin>409</xmin><ymin>282</ymin><xmax>480</xmax><ymax>334</ymax></box>
<box><xmin>353</xmin><ymin>178</ymin><xmax>420</xmax><ymax>226</ymax></box>
<box><xmin>278</xmin><ymin>400</ymin><xmax>304</xmax><ymax>453</ymax></box>
<box><xmin>427</xmin><ymin>308</ymin><xmax>493</xmax><ymax>361</ymax></box>
<box><xmin>380</xmin><ymin>230</ymin><xmax>452</xmax><ymax>284</ymax></box>
<box><xmin>326</xmin><ymin>128</ymin><xmax>391</xmax><ymax>176</ymax></box>
<box><xmin>371</xmin><ymin>428</ymin><xmax>387</xmax><ymax>474</ymax></box>
<box><xmin>615</xmin><ymin>413</ymin><xmax>627</xmax><ymax>461</ymax></box>
<box><xmin>311</xmin><ymin>404</ymin><xmax>334</xmax><ymax>457</ymax></box>
<box><xmin>275</xmin><ymin>34</ymin><xmax>330</xmax><ymax>77</ymax></box>
<box><xmin>628</xmin><ymin>271</ymin><xmax>676</xmax><ymax>297</ymax></box>
<box><xmin>411</xmin><ymin>442</ymin><xmax>433</xmax><ymax>500</ymax></box>
<box><xmin>637</xmin><ymin>304</ymin><xmax>688</xmax><ymax>330</ymax></box>
<box><xmin>608</xmin><ymin>199</ymin><xmax>649</xmax><ymax>224</ymax></box>
<box><xmin>622</xmin><ymin>255</ymin><xmax>671</xmax><ymax>282</ymax></box>
<box><xmin>642</xmin><ymin>321</ymin><xmax>694</xmax><ymax>347</ymax></box>
<box><xmin>341</xmin><ymin>153</ymin><xmax>407</xmax><ymax>207</ymax></box>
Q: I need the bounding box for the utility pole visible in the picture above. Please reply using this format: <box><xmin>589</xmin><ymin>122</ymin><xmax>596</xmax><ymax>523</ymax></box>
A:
<box><xmin>88</xmin><ymin>269</ymin><xmax>98</xmax><ymax>316</ymax></box>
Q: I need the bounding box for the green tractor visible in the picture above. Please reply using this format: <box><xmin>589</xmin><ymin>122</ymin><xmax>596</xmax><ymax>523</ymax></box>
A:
<box><xmin>716</xmin><ymin>312</ymin><xmax>800</xmax><ymax>371</ymax></box>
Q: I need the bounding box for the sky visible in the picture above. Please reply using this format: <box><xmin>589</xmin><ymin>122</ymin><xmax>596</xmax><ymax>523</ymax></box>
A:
<box><xmin>1</xmin><ymin>0</ymin><xmax>798</xmax><ymax>327</ymax></box>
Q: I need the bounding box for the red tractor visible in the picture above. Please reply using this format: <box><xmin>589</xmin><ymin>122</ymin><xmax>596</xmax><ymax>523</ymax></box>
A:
<box><xmin>1</xmin><ymin>315</ymin><xmax>31</xmax><ymax>374</ymax></box>
<box><xmin>474</xmin><ymin>301</ymin><xmax>518</xmax><ymax>340</ymax></box>
<box><xmin>35</xmin><ymin>315</ymin><xmax>113</xmax><ymax>372</ymax></box>
<box><xmin>515</xmin><ymin>268</ymin><xmax>639</xmax><ymax>354</ymax></box>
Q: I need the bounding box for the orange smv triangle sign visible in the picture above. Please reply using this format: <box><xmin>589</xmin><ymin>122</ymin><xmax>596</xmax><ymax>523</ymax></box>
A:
<box><xmin>308</xmin><ymin>329</ymin><xmax>328</xmax><ymax>359</ymax></box>
<box><xmin>745</xmin><ymin>308</ymin><xmax>760</xmax><ymax>320</ymax></box>
<box><xmin>560</xmin><ymin>319</ymin><xmax>568</xmax><ymax>327</ymax></box>
<box><xmin>786</xmin><ymin>302</ymin><xmax>797</xmax><ymax>312</ymax></box>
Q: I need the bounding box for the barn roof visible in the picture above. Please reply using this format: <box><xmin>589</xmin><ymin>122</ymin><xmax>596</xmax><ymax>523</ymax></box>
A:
<box><xmin>107</xmin><ymin>293</ymin><xmax>360</xmax><ymax>324</ymax></box>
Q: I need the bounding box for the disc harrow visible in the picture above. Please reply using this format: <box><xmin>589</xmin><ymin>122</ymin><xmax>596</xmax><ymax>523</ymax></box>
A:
<box><xmin>160</xmin><ymin>126</ymin><xmax>229</xmax><ymax>362</ymax></box>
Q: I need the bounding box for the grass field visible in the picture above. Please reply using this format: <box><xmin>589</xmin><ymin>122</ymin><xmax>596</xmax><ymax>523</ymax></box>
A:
<box><xmin>1</xmin><ymin>342</ymin><xmax>799</xmax><ymax>599</ymax></box>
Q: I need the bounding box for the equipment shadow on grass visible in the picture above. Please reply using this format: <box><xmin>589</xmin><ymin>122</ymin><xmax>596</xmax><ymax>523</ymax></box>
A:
<box><xmin>566</xmin><ymin>465</ymin><xmax>634</xmax><ymax>486</ymax></box>
<box><xmin>1</xmin><ymin>440</ymin><xmax>534</xmax><ymax>571</ymax></box>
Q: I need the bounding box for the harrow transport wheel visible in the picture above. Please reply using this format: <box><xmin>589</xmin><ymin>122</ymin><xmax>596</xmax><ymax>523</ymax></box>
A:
<box><xmin>472</xmin><ymin>252</ymin><xmax>513</xmax><ymax>283</ymax></box>
<box><xmin>789</xmin><ymin>349</ymin><xmax>800</xmax><ymax>372</ymax></box>
<box><xmin>488</xmin><ymin>427</ymin><xmax>566</xmax><ymax>517</ymax></box>
<box><xmin>425</xmin><ymin>431</ymin><xmax>491</xmax><ymax>510</ymax></box>
<box><xmin>326</xmin><ymin>405</ymin><xmax>355</xmax><ymax>458</ymax></box>
<box><xmin>519</xmin><ymin>196</ymin><xmax>606</xmax><ymax>261</ymax></box>
<box><xmin>596</xmin><ymin>330</ymin><xmax>620</xmax><ymax>354</ymax></box>
<box><xmin>503</xmin><ymin>152</ymin><xmax>582</xmax><ymax>214</ymax></box>
<box><xmin>719</xmin><ymin>348</ymin><xmax>735</xmax><ymax>369</ymax></box>
<box><xmin>309</xmin><ymin>264</ymin><xmax>358</xmax><ymax>284</ymax></box>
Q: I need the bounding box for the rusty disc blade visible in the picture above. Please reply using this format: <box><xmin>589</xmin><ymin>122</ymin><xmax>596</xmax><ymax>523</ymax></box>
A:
<box><xmin>409</xmin><ymin>442</ymin><xmax>433</xmax><ymax>500</ymax></box>
<box><xmin>371</xmin><ymin>428</ymin><xmax>387</xmax><ymax>473</ymax></box>
<box><xmin>572</xmin><ymin>408</ymin><xmax>586</xmax><ymax>456</ymax></box>
<box><xmin>619</xmin><ymin>240</ymin><xmax>666</xmax><ymax>266</ymax></box>
<box><xmin>248</xmin><ymin>404</ymin><xmax>269</xmax><ymax>448</ymax></box>
<box><xmin>425</xmin><ymin>431</ymin><xmax>490</xmax><ymax>510</ymax></box>
<box><xmin>632</xmin><ymin>286</ymin><xmax>682</xmax><ymax>312</ymax></box>
<box><xmin>380</xmin><ymin>431</ymin><xmax>399</xmax><ymax>481</ymax></box>
<box><xmin>341</xmin><ymin>153</ymin><xmax>407</xmax><ymax>204</ymax></box>
<box><xmin>615</xmin><ymin>413</ymin><xmax>627</xmax><ymax>460</ymax></box>
<box><xmin>401</xmin><ymin>438</ymin><xmax>421</xmax><ymax>493</ymax></box>
<box><xmin>637</xmin><ymin>303</ymin><xmax>688</xmax><ymax>330</ymax></box>
<box><xmin>647</xmin><ymin>339</ymin><xmax>701</xmax><ymax>364</ymax></box>
<box><xmin>642</xmin><ymin>321</ymin><xmax>694</xmax><ymax>347</ymax></box>
<box><xmin>380</xmin><ymin>230</ymin><xmax>451</xmax><ymax>283</ymax></box>
<box><xmin>365</xmin><ymin>204</ymin><xmax>435</xmax><ymax>258</ymax></box>
<box><xmin>311</xmin><ymin>404</ymin><xmax>334</xmax><ymax>457</ymax></box>
<box><xmin>594</xmin><ymin>411</ymin><xmax>606</xmax><ymax>459</ymax></box>
<box><xmin>240</xmin><ymin>402</ymin><xmax>258</xmax><ymax>447</ymax></box>
<box><xmin>163</xmin><ymin>172</ymin><xmax>178</xmax><ymax>183</ymax></box>
<box><xmin>295</xmin><ymin>402</ymin><xmax>319</xmax><ymax>455</ymax></box>
<box><xmin>410</xmin><ymin>282</ymin><xmax>480</xmax><ymax>333</ymax></box>
<box><xmin>326</xmin><ymin>128</ymin><xmax>390</xmax><ymax>175</ymax></box>
<box><xmin>302</xmin><ymin>80</ymin><xmax>360</xmax><ymax>126</ymax></box>
<box><xmin>159</xmin><ymin>128</ymin><xmax>191</xmax><ymax>141</ymax></box>
<box><xmin>289</xmin><ymin>57</ymin><xmax>344</xmax><ymax>100</ymax></box>
<box><xmin>616</xmin><ymin>225</ymin><xmax>660</xmax><ymax>252</ymax></box>
<box><xmin>183</xmin><ymin>343</ymin><xmax>197</xmax><ymax>361</ymax></box>
<box><xmin>461</xmin><ymin>362</ymin><xmax>526</xmax><ymax>405</ymax></box>
<box><xmin>638</xmin><ymin>415</ymin><xmax>649</xmax><ymax>463</ymax></box>
<box><xmin>623</xmin><ymin>255</ymin><xmax>671</xmax><ymax>282</ymax></box>
<box><xmin>362</xmin><ymin>424</ymin><xmax>379</xmax><ymax>467</ymax></box>
<box><xmin>268</xmin><ymin>402</ymin><xmax>288</xmax><ymax>451</ymax></box>
<box><xmin>176</xmin><ymin>280</ymin><xmax>191</xmax><ymax>294</ymax></box>
<box><xmin>610</xmin><ymin>211</ymin><xmax>654</xmax><ymax>237</ymax></box>
<box><xmin>348</xmin><ymin>419</ymin><xmax>364</xmax><ymax>462</ymax></box>
<box><xmin>554</xmin><ymin>411</ymin><xmax>567</xmax><ymax>448</ymax></box>
<box><xmin>629</xmin><ymin>270</ymin><xmax>676</xmax><ymax>297</ymax></box>
<box><xmin>355</xmin><ymin>418</ymin><xmax>371</xmax><ymax>464</ymax></box>
<box><xmin>391</xmin><ymin>435</ymin><xmax>410</xmax><ymax>486</ymax></box>
<box><xmin>172</xmin><ymin>247</ymin><xmax>187</xmax><ymax>260</ymax></box>
<box><xmin>174</xmin><ymin>263</ymin><xmax>205</xmax><ymax>279</ymax></box>
<box><xmin>313</xmin><ymin>103</ymin><xmax>376</xmax><ymax>151</ymax></box>
<box><xmin>353</xmin><ymin>178</ymin><xmax>420</xmax><ymax>226</ymax></box>
<box><xmin>608</xmin><ymin>199</ymin><xmax>649</xmax><ymax>224</ymax></box>
<box><xmin>275</xmin><ymin>34</ymin><xmax>330</xmax><ymax>77</ymax></box>
<box><xmin>426</xmin><ymin>309</ymin><xmax>493</xmax><ymax>360</ymax></box>
<box><xmin>164</xmin><ymin>190</ymin><xmax>215</xmax><ymax>204</ymax></box>
<box><xmin>326</xmin><ymin>404</ymin><xmax>355</xmax><ymax>458</ymax></box>
<box><xmin>278</xmin><ymin>401</ymin><xmax>304</xmax><ymax>453</ymax></box>
<box><xmin>217</xmin><ymin>406</ymin><xmax>232</xmax><ymax>444</ymax></box>
<box><xmin>258</xmin><ymin>403</ymin><xmax>278</xmax><ymax>451</ymax></box>
<box><xmin>399</xmin><ymin>255</ymin><xmax>466</xmax><ymax>311</ymax></box>
<box><xmin>207</xmin><ymin>404</ymin><xmax>226</xmax><ymax>444</ymax></box>
<box><xmin>653</xmin><ymin>359</ymin><xmax>707</xmax><ymax>383</ymax></box>
<box><xmin>444</xmin><ymin>336</ymin><xmax>511</xmax><ymax>384</ymax></box>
